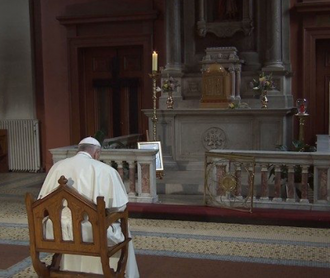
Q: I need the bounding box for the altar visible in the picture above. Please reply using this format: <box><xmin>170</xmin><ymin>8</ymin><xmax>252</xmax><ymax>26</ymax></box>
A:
<box><xmin>143</xmin><ymin>108</ymin><xmax>294</xmax><ymax>170</ymax></box>
<box><xmin>145</xmin><ymin>0</ymin><xmax>295</xmax><ymax>173</ymax></box>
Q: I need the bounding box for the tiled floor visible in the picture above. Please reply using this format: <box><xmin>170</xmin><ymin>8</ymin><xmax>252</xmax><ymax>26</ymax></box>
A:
<box><xmin>1</xmin><ymin>173</ymin><xmax>330</xmax><ymax>277</ymax></box>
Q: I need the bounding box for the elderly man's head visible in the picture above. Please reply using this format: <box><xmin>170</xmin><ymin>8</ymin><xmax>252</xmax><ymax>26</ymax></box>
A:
<box><xmin>78</xmin><ymin>137</ymin><xmax>101</xmax><ymax>160</ymax></box>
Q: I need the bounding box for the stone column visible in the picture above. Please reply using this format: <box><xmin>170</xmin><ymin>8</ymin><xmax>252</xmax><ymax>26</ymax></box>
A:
<box><xmin>160</xmin><ymin>0</ymin><xmax>184</xmax><ymax>109</ymax></box>
<box><xmin>264</xmin><ymin>0</ymin><xmax>284</xmax><ymax>69</ymax></box>
<box><xmin>229</xmin><ymin>66</ymin><xmax>236</xmax><ymax>99</ymax></box>
<box><xmin>235</xmin><ymin>65</ymin><xmax>241</xmax><ymax>99</ymax></box>
<box><xmin>164</xmin><ymin>0</ymin><xmax>182</xmax><ymax>72</ymax></box>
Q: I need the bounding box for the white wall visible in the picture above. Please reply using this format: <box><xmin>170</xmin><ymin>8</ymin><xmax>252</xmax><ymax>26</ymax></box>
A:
<box><xmin>0</xmin><ymin>0</ymin><xmax>35</xmax><ymax>119</ymax></box>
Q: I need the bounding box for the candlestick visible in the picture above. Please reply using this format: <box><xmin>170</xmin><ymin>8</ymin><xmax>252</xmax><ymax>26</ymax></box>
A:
<box><xmin>295</xmin><ymin>98</ymin><xmax>309</xmax><ymax>143</ymax></box>
<box><xmin>295</xmin><ymin>113</ymin><xmax>309</xmax><ymax>143</ymax></box>
<box><xmin>149</xmin><ymin>71</ymin><xmax>160</xmax><ymax>141</ymax></box>
<box><xmin>152</xmin><ymin>51</ymin><xmax>158</xmax><ymax>72</ymax></box>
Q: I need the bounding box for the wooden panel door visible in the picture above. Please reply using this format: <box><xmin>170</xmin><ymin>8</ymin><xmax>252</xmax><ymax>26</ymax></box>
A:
<box><xmin>80</xmin><ymin>46</ymin><xmax>143</xmax><ymax>138</ymax></box>
<box><xmin>315</xmin><ymin>40</ymin><xmax>330</xmax><ymax>140</ymax></box>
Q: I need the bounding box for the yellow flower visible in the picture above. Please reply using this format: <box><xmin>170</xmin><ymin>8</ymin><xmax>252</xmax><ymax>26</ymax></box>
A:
<box><xmin>228</xmin><ymin>103</ymin><xmax>235</xmax><ymax>109</ymax></box>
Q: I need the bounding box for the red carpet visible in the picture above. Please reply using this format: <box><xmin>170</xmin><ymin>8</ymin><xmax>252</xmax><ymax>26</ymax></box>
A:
<box><xmin>128</xmin><ymin>202</ymin><xmax>330</xmax><ymax>227</ymax></box>
<box><xmin>136</xmin><ymin>254</ymin><xmax>330</xmax><ymax>278</ymax></box>
<box><xmin>0</xmin><ymin>244</ymin><xmax>30</xmax><ymax>269</ymax></box>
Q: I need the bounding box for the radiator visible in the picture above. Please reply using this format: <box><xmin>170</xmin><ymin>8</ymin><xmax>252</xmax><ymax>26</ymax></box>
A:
<box><xmin>0</xmin><ymin>119</ymin><xmax>41</xmax><ymax>172</ymax></box>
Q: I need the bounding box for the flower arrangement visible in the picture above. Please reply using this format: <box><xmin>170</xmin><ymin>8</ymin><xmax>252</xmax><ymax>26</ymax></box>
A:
<box><xmin>161</xmin><ymin>76</ymin><xmax>179</xmax><ymax>93</ymax></box>
<box><xmin>156</xmin><ymin>76</ymin><xmax>180</xmax><ymax>109</ymax></box>
<box><xmin>228</xmin><ymin>97</ymin><xmax>250</xmax><ymax>109</ymax></box>
<box><xmin>251</xmin><ymin>72</ymin><xmax>275</xmax><ymax>92</ymax></box>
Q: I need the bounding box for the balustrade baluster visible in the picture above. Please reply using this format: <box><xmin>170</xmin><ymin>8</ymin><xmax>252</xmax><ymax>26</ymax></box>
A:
<box><xmin>260</xmin><ymin>164</ymin><xmax>269</xmax><ymax>201</ymax></box>
<box><xmin>316</xmin><ymin>168</ymin><xmax>328</xmax><ymax>203</ymax></box>
<box><xmin>215</xmin><ymin>163</ymin><xmax>226</xmax><ymax>197</ymax></box>
<box><xmin>235</xmin><ymin>163</ymin><xmax>243</xmax><ymax>199</ymax></box>
<box><xmin>300</xmin><ymin>165</ymin><xmax>309</xmax><ymax>203</ymax></box>
<box><xmin>287</xmin><ymin>165</ymin><xmax>295</xmax><ymax>202</ymax></box>
<box><xmin>117</xmin><ymin>161</ymin><xmax>124</xmax><ymax>181</ymax></box>
<box><xmin>248</xmin><ymin>164</ymin><xmax>255</xmax><ymax>201</ymax></box>
<box><xmin>127</xmin><ymin>161</ymin><xmax>136</xmax><ymax>196</ymax></box>
<box><xmin>273</xmin><ymin>164</ymin><xmax>282</xmax><ymax>202</ymax></box>
<box><xmin>140</xmin><ymin>163</ymin><xmax>151</xmax><ymax>195</ymax></box>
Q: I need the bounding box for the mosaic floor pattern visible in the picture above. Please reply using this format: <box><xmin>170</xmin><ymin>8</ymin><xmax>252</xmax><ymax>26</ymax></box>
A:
<box><xmin>0</xmin><ymin>173</ymin><xmax>330</xmax><ymax>277</ymax></box>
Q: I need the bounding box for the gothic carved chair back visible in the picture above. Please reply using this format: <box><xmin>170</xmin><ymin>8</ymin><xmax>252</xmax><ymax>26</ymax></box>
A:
<box><xmin>25</xmin><ymin>175</ymin><xmax>131</xmax><ymax>278</ymax></box>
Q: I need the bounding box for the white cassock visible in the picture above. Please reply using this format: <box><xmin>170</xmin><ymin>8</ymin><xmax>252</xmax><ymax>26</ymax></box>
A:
<box><xmin>38</xmin><ymin>151</ymin><xmax>139</xmax><ymax>278</ymax></box>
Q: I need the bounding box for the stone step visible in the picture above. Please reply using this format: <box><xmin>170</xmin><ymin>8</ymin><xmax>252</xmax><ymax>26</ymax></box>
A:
<box><xmin>156</xmin><ymin>170</ymin><xmax>204</xmax><ymax>195</ymax></box>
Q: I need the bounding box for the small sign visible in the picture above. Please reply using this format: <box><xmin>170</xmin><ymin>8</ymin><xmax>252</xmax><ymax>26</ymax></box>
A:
<box><xmin>138</xmin><ymin>141</ymin><xmax>164</xmax><ymax>171</ymax></box>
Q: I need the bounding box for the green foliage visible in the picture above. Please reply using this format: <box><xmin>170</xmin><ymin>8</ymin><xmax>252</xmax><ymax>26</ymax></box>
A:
<box><xmin>268</xmin><ymin>140</ymin><xmax>316</xmax><ymax>189</ymax></box>
<box><xmin>291</xmin><ymin>140</ymin><xmax>317</xmax><ymax>152</ymax></box>
<box><xmin>275</xmin><ymin>140</ymin><xmax>316</xmax><ymax>152</ymax></box>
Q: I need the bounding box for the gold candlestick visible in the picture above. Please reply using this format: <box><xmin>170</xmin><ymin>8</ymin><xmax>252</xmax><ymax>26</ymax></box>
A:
<box><xmin>295</xmin><ymin>112</ymin><xmax>309</xmax><ymax>143</ymax></box>
<box><xmin>149</xmin><ymin>71</ymin><xmax>160</xmax><ymax>141</ymax></box>
<box><xmin>295</xmin><ymin>99</ymin><xmax>309</xmax><ymax>143</ymax></box>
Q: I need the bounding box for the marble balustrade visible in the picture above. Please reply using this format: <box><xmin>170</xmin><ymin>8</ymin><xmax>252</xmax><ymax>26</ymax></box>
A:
<box><xmin>207</xmin><ymin>150</ymin><xmax>330</xmax><ymax>211</ymax></box>
<box><xmin>49</xmin><ymin>146</ymin><xmax>159</xmax><ymax>203</ymax></box>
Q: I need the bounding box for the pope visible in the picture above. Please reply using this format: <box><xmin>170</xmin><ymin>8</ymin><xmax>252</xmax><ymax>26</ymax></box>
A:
<box><xmin>38</xmin><ymin>136</ymin><xmax>139</xmax><ymax>278</ymax></box>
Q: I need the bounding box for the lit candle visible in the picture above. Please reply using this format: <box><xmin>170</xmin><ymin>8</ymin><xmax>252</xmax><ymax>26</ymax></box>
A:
<box><xmin>152</xmin><ymin>51</ymin><xmax>158</xmax><ymax>72</ymax></box>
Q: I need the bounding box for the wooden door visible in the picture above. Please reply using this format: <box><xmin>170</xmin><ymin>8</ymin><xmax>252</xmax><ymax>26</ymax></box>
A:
<box><xmin>315</xmin><ymin>40</ymin><xmax>330</xmax><ymax>140</ymax></box>
<box><xmin>80</xmin><ymin>46</ymin><xmax>143</xmax><ymax>138</ymax></box>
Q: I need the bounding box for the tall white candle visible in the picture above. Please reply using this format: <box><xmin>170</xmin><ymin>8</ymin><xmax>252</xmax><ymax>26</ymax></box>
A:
<box><xmin>152</xmin><ymin>51</ymin><xmax>158</xmax><ymax>72</ymax></box>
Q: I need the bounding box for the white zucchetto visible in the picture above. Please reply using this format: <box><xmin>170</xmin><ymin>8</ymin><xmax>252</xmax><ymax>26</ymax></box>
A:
<box><xmin>78</xmin><ymin>137</ymin><xmax>101</xmax><ymax>147</ymax></box>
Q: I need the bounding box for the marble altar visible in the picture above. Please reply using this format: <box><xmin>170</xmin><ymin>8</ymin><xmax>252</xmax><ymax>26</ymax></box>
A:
<box><xmin>148</xmin><ymin>1</ymin><xmax>294</xmax><ymax>172</ymax></box>
<box><xmin>143</xmin><ymin>108</ymin><xmax>294</xmax><ymax>170</ymax></box>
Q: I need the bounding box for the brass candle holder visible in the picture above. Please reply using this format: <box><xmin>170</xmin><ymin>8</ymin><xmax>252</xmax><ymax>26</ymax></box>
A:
<box><xmin>295</xmin><ymin>98</ymin><xmax>309</xmax><ymax>143</ymax></box>
<box><xmin>295</xmin><ymin>112</ymin><xmax>309</xmax><ymax>143</ymax></box>
<box><xmin>149</xmin><ymin>71</ymin><xmax>160</xmax><ymax>141</ymax></box>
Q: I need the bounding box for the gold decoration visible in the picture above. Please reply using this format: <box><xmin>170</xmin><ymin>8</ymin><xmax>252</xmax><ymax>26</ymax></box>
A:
<box><xmin>200</xmin><ymin>63</ymin><xmax>231</xmax><ymax>108</ymax></box>
<box><xmin>161</xmin><ymin>76</ymin><xmax>179</xmax><ymax>109</ymax></box>
<box><xmin>221</xmin><ymin>174</ymin><xmax>237</xmax><ymax>192</ymax></box>
<box><xmin>295</xmin><ymin>113</ymin><xmax>309</xmax><ymax>143</ymax></box>
<box><xmin>149</xmin><ymin>71</ymin><xmax>160</xmax><ymax>141</ymax></box>
<box><xmin>260</xmin><ymin>91</ymin><xmax>268</xmax><ymax>109</ymax></box>
<box><xmin>203</xmin><ymin>152</ymin><xmax>255</xmax><ymax>213</ymax></box>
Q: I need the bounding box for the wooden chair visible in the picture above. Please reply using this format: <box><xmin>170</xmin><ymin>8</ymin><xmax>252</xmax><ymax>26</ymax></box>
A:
<box><xmin>25</xmin><ymin>175</ymin><xmax>131</xmax><ymax>277</ymax></box>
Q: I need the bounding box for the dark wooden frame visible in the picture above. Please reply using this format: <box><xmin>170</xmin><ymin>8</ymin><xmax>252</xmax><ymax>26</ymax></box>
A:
<box><xmin>57</xmin><ymin>12</ymin><xmax>157</xmax><ymax>144</ymax></box>
<box><xmin>302</xmin><ymin>27</ymin><xmax>330</xmax><ymax>140</ymax></box>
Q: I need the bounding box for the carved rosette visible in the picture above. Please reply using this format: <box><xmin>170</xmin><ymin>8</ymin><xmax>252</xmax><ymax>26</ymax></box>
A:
<box><xmin>202</xmin><ymin>127</ymin><xmax>226</xmax><ymax>150</ymax></box>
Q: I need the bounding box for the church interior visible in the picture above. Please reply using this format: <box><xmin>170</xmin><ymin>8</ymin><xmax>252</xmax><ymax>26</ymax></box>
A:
<box><xmin>1</xmin><ymin>0</ymin><xmax>330</xmax><ymax>277</ymax></box>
